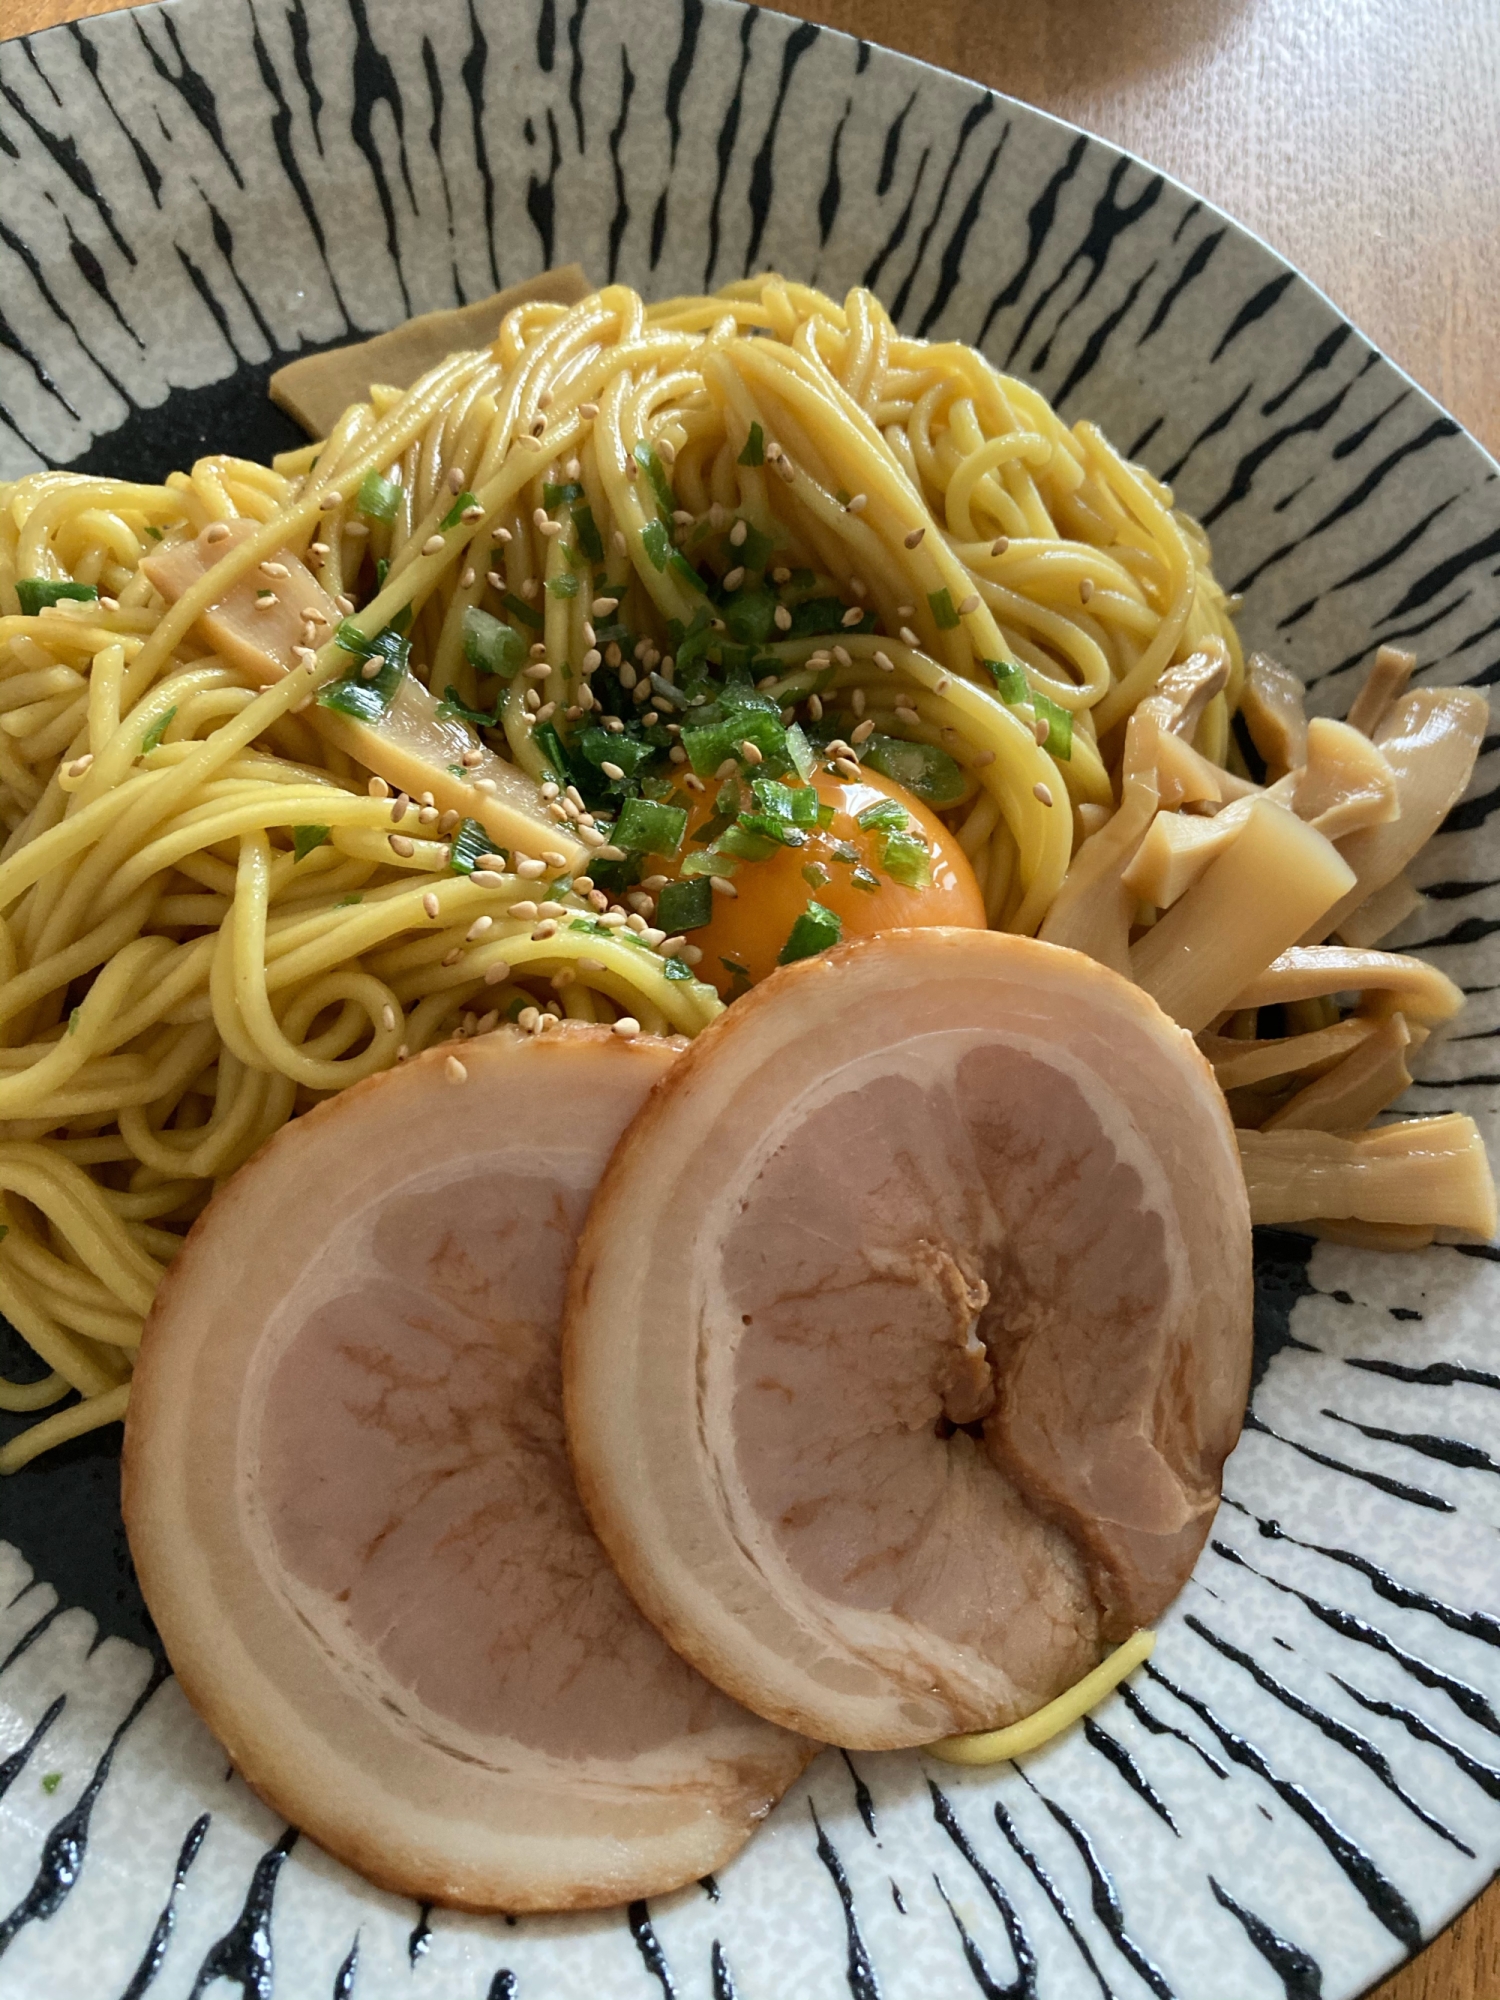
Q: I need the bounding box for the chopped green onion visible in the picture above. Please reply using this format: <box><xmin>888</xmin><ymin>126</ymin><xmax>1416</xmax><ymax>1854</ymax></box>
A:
<box><xmin>778</xmin><ymin>899</ymin><xmax>842</xmax><ymax>965</ymax></box>
<box><xmin>641</xmin><ymin>519</ymin><xmax>671</xmax><ymax>571</ymax></box>
<box><xmin>1030</xmin><ymin>688</ymin><xmax>1073</xmax><ymax>761</ymax></box>
<box><xmin>983</xmin><ymin>657</ymin><xmax>1029</xmax><ymax>705</ymax></box>
<box><xmin>928</xmin><ymin>588</ymin><xmax>960</xmax><ymax>631</ymax></box>
<box><xmin>681</xmin><ymin>849</ymin><xmax>739</xmax><ymax>878</ymax></box>
<box><xmin>878</xmin><ymin>828</ymin><xmax>932</xmax><ymax>888</ymax></box>
<box><xmin>682</xmin><ymin>707</ymin><xmax>787</xmax><ymax>776</ymax></box>
<box><xmin>572</xmin><ymin>502</ymin><xmax>604</xmax><ymax>563</ymax></box>
<box><xmin>502</xmin><ymin>591</ymin><xmax>545</xmax><ymax>631</ymax></box>
<box><xmin>543</xmin><ymin>480</ymin><xmax>584</xmax><ymax>508</ymax></box>
<box><xmin>40</xmin><ymin>1773</ymin><xmax>61</xmax><ymax>1795</ymax></box>
<box><xmin>449</xmin><ymin>818</ymin><xmax>496</xmax><ymax>874</ymax></box>
<box><xmin>531</xmin><ymin>721</ymin><xmax>571</xmax><ymax>785</ymax></box>
<box><xmin>851</xmin><ymin>865</ymin><xmax>881</xmax><ymax>892</ymax></box>
<box><xmin>661</xmin><ymin>954</ymin><xmax>696</xmax><ymax>982</ymax></box>
<box><xmin>144</xmin><ymin>526</ymin><xmax>163</xmax><ymax>541</ymax></box>
<box><xmin>785</xmin><ymin>722</ymin><xmax>816</xmax><ymax>781</ymax></box>
<box><xmin>858</xmin><ymin>732</ymin><xmax>966</xmax><ymax>806</ymax></box>
<box><xmin>656</xmin><ymin>876</ymin><xmax>714</xmax><ymax>933</ymax></box>
<box><xmin>669</xmin><ymin>551</ymin><xmax>707</xmax><ymax>594</ymax></box>
<box><xmin>633</xmin><ymin>442</ymin><xmax>675</xmax><ymax>521</ymax></box>
<box><xmin>140</xmin><ymin>706</ymin><xmax>176</xmax><ymax>753</ymax></box>
<box><xmin>714</xmin><ymin>821</ymin><xmax>782</xmax><ymax>862</ymax></box>
<box><xmin>802</xmin><ymin>861</ymin><xmax>832</xmax><ymax>889</ymax></box>
<box><xmin>788</xmin><ymin>597</ymin><xmax>864</xmax><ymax>640</ymax></box>
<box><xmin>67</xmin><ymin>1007</ymin><xmax>80</xmax><ymax>1035</ymax></box>
<box><xmin>438</xmin><ymin>686</ymin><xmax>503</xmax><ymax>728</ymax></box>
<box><xmin>356</xmin><ymin>470</ymin><xmax>401</xmax><ymax>523</ymax></box>
<box><xmin>722</xmin><ymin>586</ymin><xmax>777</xmax><ymax>646</ymax></box>
<box><xmin>440</xmin><ymin>490</ymin><xmax>478</xmax><ymax>529</ymax></box>
<box><xmin>577</xmin><ymin>727</ymin><xmax>654</xmax><ymax>778</ymax></box>
<box><xmin>738</xmin><ymin>423</ymin><xmax>765</xmax><ymax>467</ymax></box>
<box><xmin>375</xmin><ymin>557</ymin><xmax>389</xmax><ymax>589</ymax></box>
<box><xmin>16</xmin><ymin>580</ymin><xmax>97</xmax><ymax>616</ymax></box>
<box><xmin>735</xmin><ymin>813</ymin><xmax>807</xmax><ymax>849</ymax></box>
<box><xmin>545</xmin><ymin>571</ymin><xmax>579</xmax><ymax>599</ymax></box>
<box><xmin>292</xmin><ymin>824</ymin><xmax>331</xmax><ymax>862</ymax></box>
<box><xmin>856</xmin><ymin>798</ymin><xmax>909</xmax><ymax>831</ymax></box>
<box><xmin>735</xmin><ymin>520</ymin><xmax>776</xmax><ymax>572</ymax></box>
<box><xmin>462</xmin><ymin>605</ymin><xmax>525</xmax><ymax>680</ymax></box>
<box><xmin>750</xmin><ymin>777</ymin><xmax>796</xmax><ymax>821</ymax></box>
<box><xmin>614</xmin><ymin>796</ymin><xmax>687</xmax><ymax>855</ymax></box>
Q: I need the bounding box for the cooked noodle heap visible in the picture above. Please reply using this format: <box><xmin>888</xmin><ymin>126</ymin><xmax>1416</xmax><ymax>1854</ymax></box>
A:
<box><xmin>0</xmin><ymin>277</ymin><xmax>1489</xmax><ymax>1471</ymax></box>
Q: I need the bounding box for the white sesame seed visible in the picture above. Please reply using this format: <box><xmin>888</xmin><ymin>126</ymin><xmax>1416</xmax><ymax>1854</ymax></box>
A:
<box><xmin>531</xmin><ymin>920</ymin><xmax>558</xmax><ymax>940</ymax></box>
<box><xmin>487</xmin><ymin>570</ymin><xmax>505</xmax><ymax>590</ymax></box>
<box><xmin>582</xmin><ymin>648</ymin><xmax>602</xmax><ymax>671</ymax></box>
<box><xmin>254</xmin><ymin>594</ymin><xmax>279</xmax><ymax>614</ymax></box>
<box><xmin>895</xmin><ymin>705</ymin><xmax>920</xmax><ymax>726</ymax></box>
<box><xmin>344</xmin><ymin>521</ymin><xmax>369</xmax><ymax>538</ymax></box>
<box><xmin>65</xmin><ymin>753</ymin><xmax>93</xmax><ymax>778</ymax></box>
<box><xmin>469</xmin><ymin>868</ymin><xmax>503</xmax><ymax>887</ymax></box>
<box><xmin>461</xmin><ymin>504</ymin><xmax>484</xmax><ymax>524</ymax></box>
<box><xmin>387</xmin><ymin>832</ymin><xmax>414</xmax><ymax>857</ymax></box>
<box><xmin>807</xmin><ymin>693</ymin><xmax>824</xmax><ymax>721</ymax></box>
<box><xmin>833</xmin><ymin>757</ymin><xmax>862</xmax><ymax>780</ymax></box>
<box><xmin>773</xmin><ymin>605</ymin><xmax>792</xmax><ymax>632</ymax></box>
<box><xmin>683</xmin><ymin>772</ymin><xmax>706</xmax><ymax>793</ymax></box>
<box><xmin>722</xmin><ymin>566</ymin><xmax>746</xmax><ymax>591</ymax></box>
<box><xmin>991</xmin><ymin>536</ymin><xmax>1009</xmax><ymax>557</ymax></box>
<box><xmin>335</xmin><ymin>594</ymin><xmax>355</xmax><ymax>614</ymax></box>
<box><xmin>460</xmin><ymin>747</ymin><xmax>485</xmax><ymax>768</ymax></box>
<box><xmin>512</xmin><ymin>901</ymin><xmax>541</xmax><ymax>922</ymax></box>
<box><xmin>319</xmin><ymin>491</ymin><xmax>344</xmax><ymax>509</ymax></box>
<box><xmin>518</xmin><ymin>1006</ymin><xmax>541</xmax><ymax>1031</ymax></box>
<box><xmin>765</xmin><ymin>442</ymin><xmax>782</xmax><ymax>463</ymax></box>
<box><xmin>1034</xmin><ymin>716</ymin><xmax>1051</xmax><ymax>746</ymax></box>
<box><xmin>899</xmin><ymin>625</ymin><xmax>920</xmax><ymax>647</ymax></box>
<box><xmin>600</xmin><ymin>760</ymin><xmax>625</xmax><ymax>780</ymax></box>
<box><xmin>517</xmin><ymin>857</ymin><xmax>547</xmax><ymax>879</ymax></box>
<box><xmin>840</xmin><ymin>606</ymin><xmax>864</xmax><ymax>628</ymax></box>
<box><xmin>613</xmin><ymin>1016</ymin><xmax>642</xmax><ymax>1038</ymax></box>
<box><xmin>957</xmin><ymin>593</ymin><xmax>981</xmax><ymax>616</ymax></box>
<box><xmin>360</xmin><ymin>658</ymin><xmax>383</xmax><ymax>679</ymax></box>
<box><xmin>447</xmin><ymin>467</ymin><xmax>466</xmax><ymax>493</ymax></box>
<box><xmin>259</xmin><ymin>560</ymin><xmax>289</xmax><ymax>579</ymax></box>
<box><xmin>422</xmin><ymin>891</ymin><xmax>441</xmax><ymax>918</ymax></box>
<box><xmin>524</xmin><ymin>661</ymin><xmax>552</xmax><ymax>682</ymax></box>
<box><xmin>936</xmin><ymin>676</ymin><xmax>951</xmax><ymax>694</ymax></box>
<box><xmin>1033</xmin><ymin>781</ymin><xmax>1054</xmax><ymax>807</ymax></box>
<box><xmin>542</xmin><ymin>850</ymin><xmax>569</xmax><ymax>868</ymax></box>
<box><xmin>846</xmin><ymin>493</ymin><xmax>868</xmax><ymax>513</ymax></box>
<box><xmin>657</xmin><ymin>437</ymin><xmax>677</xmax><ymax>465</ymax></box>
<box><xmin>851</xmin><ymin>718</ymin><xmax>875</xmax><ymax>744</ymax></box>
<box><xmin>442</xmin><ymin>947</ymin><xmax>464</xmax><ymax>967</ymax></box>
<box><xmin>308</xmin><ymin>540</ymin><xmax>329</xmax><ymax>557</ymax></box>
<box><xmin>709</xmin><ymin>874</ymin><xmax>738</xmax><ymax>898</ymax></box>
<box><xmin>467</xmin><ymin>916</ymin><xmax>493</xmax><ymax>941</ymax></box>
<box><xmin>422</xmin><ymin>533</ymin><xmax>445</xmax><ymax>555</ymax></box>
<box><xmin>613</xmin><ymin>529</ymin><xmax>628</xmax><ymax>555</ymax></box>
<box><xmin>203</xmin><ymin>521</ymin><xmax>231</xmax><ymax>544</ymax></box>
<box><xmin>1079</xmin><ymin>577</ymin><xmax>1095</xmax><ymax>603</ymax></box>
<box><xmin>972</xmin><ymin>748</ymin><xmax>996</xmax><ymax>767</ymax></box>
<box><xmin>579</xmin><ymin>401</ymin><xmax>599</xmax><ymax>419</ymax></box>
<box><xmin>483</xmin><ymin>958</ymin><xmax>512</xmax><ymax>984</ymax></box>
<box><xmin>594</xmin><ymin>843</ymin><xmax>627</xmax><ymax>862</ymax></box>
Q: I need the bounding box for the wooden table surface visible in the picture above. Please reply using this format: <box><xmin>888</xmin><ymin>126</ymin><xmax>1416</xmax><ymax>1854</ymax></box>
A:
<box><xmin>2</xmin><ymin>0</ymin><xmax>1498</xmax><ymax>1991</ymax></box>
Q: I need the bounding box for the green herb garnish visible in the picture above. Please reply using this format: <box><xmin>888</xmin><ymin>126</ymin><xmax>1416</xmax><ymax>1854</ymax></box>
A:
<box><xmin>614</xmin><ymin>796</ymin><xmax>687</xmax><ymax>856</ymax></box>
<box><xmin>140</xmin><ymin>706</ymin><xmax>176</xmax><ymax>753</ymax></box>
<box><xmin>801</xmin><ymin>861</ymin><xmax>832</xmax><ymax>889</ymax></box>
<box><xmin>502</xmin><ymin>592</ymin><xmax>545</xmax><ymax>631</ymax></box>
<box><xmin>878</xmin><ymin>828</ymin><xmax>931</xmax><ymax>888</ymax></box>
<box><xmin>545</xmin><ymin>571</ymin><xmax>579</xmax><ymax>599</ymax></box>
<box><xmin>449</xmin><ymin>819</ymin><xmax>496</xmax><ymax>874</ymax></box>
<box><xmin>640</xmin><ymin>519</ymin><xmax>671</xmax><ymax>572</ymax></box>
<box><xmin>320</xmin><ymin>622</ymin><xmax>409</xmax><ymax>722</ymax></box>
<box><xmin>461</xmin><ymin>605</ymin><xmax>525</xmax><ymax>681</ymax></box>
<box><xmin>334</xmin><ymin>893</ymin><xmax>364</xmax><ymax>908</ymax></box>
<box><xmin>738</xmin><ymin>423</ymin><xmax>765</xmax><ymax>467</ymax></box>
<box><xmin>778</xmin><ymin>899</ymin><xmax>842</xmax><ymax>964</ymax></box>
<box><xmin>633</xmin><ymin>443</ymin><xmax>675</xmax><ymax>522</ymax></box>
<box><xmin>440</xmin><ymin>490</ymin><xmax>478</xmax><ymax>529</ymax></box>
<box><xmin>928</xmin><ymin>588</ymin><xmax>960</xmax><ymax>631</ymax></box>
<box><xmin>40</xmin><ymin>1773</ymin><xmax>61</xmax><ymax>1795</ymax></box>
<box><xmin>16</xmin><ymin>580</ymin><xmax>97</xmax><ymax>617</ymax></box>
<box><xmin>356</xmin><ymin>470</ymin><xmax>401</xmax><ymax>523</ymax></box>
<box><xmin>656</xmin><ymin>876</ymin><xmax>714</xmax><ymax>933</ymax></box>
<box><xmin>67</xmin><ymin>1007</ymin><xmax>81</xmax><ymax>1035</ymax></box>
<box><xmin>572</xmin><ymin>502</ymin><xmax>604</xmax><ymax>563</ymax></box>
<box><xmin>856</xmin><ymin>798</ymin><xmax>909</xmax><ymax>831</ymax></box>
<box><xmin>858</xmin><ymin>732</ymin><xmax>966</xmax><ymax>806</ymax></box>
<box><xmin>543</xmin><ymin>480</ymin><xmax>584</xmax><ymax>509</ymax></box>
<box><xmin>292</xmin><ymin>824</ymin><xmax>331</xmax><ymax>862</ymax></box>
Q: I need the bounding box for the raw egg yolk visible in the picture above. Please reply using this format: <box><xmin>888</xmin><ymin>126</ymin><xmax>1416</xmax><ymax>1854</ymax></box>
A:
<box><xmin>670</xmin><ymin>766</ymin><xmax>985</xmax><ymax>998</ymax></box>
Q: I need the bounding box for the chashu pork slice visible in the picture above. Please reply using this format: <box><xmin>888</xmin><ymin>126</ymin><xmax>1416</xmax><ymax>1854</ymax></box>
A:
<box><xmin>123</xmin><ymin>1027</ymin><xmax>812</xmax><ymax>1912</ymax></box>
<box><xmin>565</xmin><ymin>929</ymin><xmax>1252</xmax><ymax>1751</ymax></box>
